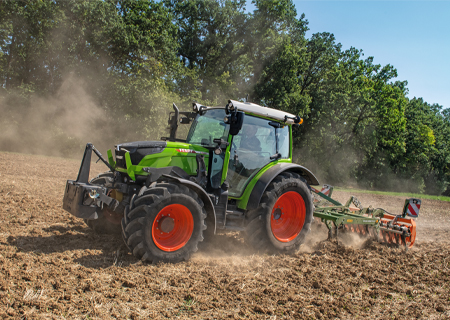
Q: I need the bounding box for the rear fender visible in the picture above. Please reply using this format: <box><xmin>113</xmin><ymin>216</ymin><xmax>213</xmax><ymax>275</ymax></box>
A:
<box><xmin>246</xmin><ymin>163</ymin><xmax>319</xmax><ymax>211</ymax></box>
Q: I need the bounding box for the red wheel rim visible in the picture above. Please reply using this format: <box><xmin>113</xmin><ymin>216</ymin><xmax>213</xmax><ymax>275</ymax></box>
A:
<box><xmin>152</xmin><ymin>204</ymin><xmax>194</xmax><ymax>252</ymax></box>
<box><xmin>270</xmin><ymin>191</ymin><xmax>306</xmax><ymax>242</ymax></box>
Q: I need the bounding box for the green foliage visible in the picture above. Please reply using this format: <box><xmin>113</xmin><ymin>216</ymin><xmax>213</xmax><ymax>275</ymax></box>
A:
<box><xmin>0</xmin><ymin>0</ymin><xmax>448</xmax><ymax>194</ymax></box>
<box><xmin>398</xmin><ymin>98</ymin><xmax>450</xmax><ymax>194</ymax></box>
<box><xmin>165</xmin><ymin>0</ymin><xmax>250</xmax><ymax>104</ymax></box>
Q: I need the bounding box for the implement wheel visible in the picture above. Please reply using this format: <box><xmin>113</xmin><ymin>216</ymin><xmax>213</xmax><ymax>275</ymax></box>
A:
<box><xmin>122</xmin><ymin>182</ymin><xmax>206</xmax><ymax>263</ymax></box>
<box><xmin>245</xmin><ymin>172</ymin><xmax>313</xmax><ymax>253</ymax></box>
<box><xmin>84</xmin><ymin>172</ymin><xmax>122</xmax><ymax>234</ymax></box>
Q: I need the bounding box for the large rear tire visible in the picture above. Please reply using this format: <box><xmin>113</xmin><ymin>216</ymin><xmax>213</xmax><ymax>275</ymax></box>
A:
<box><xmin>122</xmin><ymin>182</ymin><xmax>206</xmax><ymax>263</ymax></box>
<box><xmin>83</xmin><ymin>172</ymin><xmax>122</xmax><ymax>235</ymax></box>
<box><xmin>245</xmin><ymin>172</ymin><xmax>313</xmax><ymax>253</ymax></box>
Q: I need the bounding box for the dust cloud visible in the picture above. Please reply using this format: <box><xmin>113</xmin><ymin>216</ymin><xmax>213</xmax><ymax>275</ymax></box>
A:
<box><xmin>192</xmin><ymin>220</ymin><xmax>374</xmax><ymax>264</ymax></box>
<box><xmin>0</xmin><ymin>75</ymin><xmax>159</xmax><ymax>159</ymax></box>
<box><xmin>295</xmin><ymin>133</ymin><xmax>427</xmax><ymax>194</ymax></box>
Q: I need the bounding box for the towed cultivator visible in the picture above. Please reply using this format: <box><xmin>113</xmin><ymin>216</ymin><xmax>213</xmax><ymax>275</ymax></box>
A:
<box><xmin>312</xmin><ymin>186</ymin><xmax>420</xmax><ymax>249</ymax></box>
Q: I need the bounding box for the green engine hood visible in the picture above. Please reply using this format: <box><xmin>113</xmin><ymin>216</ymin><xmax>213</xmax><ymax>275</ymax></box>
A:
<box><xmin>113</xmin><ymin>140</ymin><xmax>210</xmax><ymax>180</ymax></box>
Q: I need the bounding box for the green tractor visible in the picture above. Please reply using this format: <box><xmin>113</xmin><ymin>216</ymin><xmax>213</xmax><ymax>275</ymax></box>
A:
<box><xmin>63</xmin><ymin>100</ymin><xmax>319</xmax><ymax>263</ymax></box>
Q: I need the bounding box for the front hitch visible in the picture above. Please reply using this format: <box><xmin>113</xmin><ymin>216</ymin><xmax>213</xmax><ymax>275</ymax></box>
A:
<box><xmin>62</xmin><ymin>143</ymin><xmax>116</xmax><ymax>219</ymax></box>
<box><xmin>77</xmin><ymin>143</ymin><xmax>114</xmax><ymax>183</ymax></box>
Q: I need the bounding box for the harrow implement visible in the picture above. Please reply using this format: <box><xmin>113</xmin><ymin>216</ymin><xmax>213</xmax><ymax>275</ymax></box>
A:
<box><xmin>312</xmin><ymin>186</ymin><xmax>420</xmax><ymax>249</ymax></box>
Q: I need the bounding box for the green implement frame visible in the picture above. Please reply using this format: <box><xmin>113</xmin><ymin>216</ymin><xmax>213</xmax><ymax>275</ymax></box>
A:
<box><xmin>312</xmin><ymin>187</ymin><xmax>384</xmax><ymax>242</ymax></box>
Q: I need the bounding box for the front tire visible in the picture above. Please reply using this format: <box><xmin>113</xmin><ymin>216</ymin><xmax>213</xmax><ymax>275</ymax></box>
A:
<box><xmin>122</xmin><ymin>182</ymin><xmax>206</xmax><ymax>263</ymax></box>
<box><xmin>245</xmin><ymin>172</ymin><xmax>313</xmax><ymax>253</ymax></box>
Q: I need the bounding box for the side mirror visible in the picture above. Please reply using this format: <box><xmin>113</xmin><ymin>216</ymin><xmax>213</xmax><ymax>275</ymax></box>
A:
<box><xmin>229</xmin><ymin>111</ymin><xmax>244</xmax><ymax>136</ymax></box>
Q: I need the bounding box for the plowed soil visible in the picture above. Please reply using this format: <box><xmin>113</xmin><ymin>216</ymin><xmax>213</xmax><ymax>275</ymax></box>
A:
<box><xmin>1</xmin><ymin>151</ymin><xmax>449</xmax><ymax>319</ymax></box>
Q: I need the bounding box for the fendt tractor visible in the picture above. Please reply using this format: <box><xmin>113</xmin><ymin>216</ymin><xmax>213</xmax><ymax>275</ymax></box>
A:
<box><xmin>63</xmin><ymin>100</ymin><xmax>420</xmax><ymax>263</ymax></box>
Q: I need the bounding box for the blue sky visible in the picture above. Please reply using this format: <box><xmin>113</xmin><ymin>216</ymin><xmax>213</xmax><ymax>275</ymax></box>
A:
<box><xmin>249</xmin><ymin>1</ymin><xmax>450</xmax><ymax>109</ymax></box>
<box><xmin>297</xmin><ymin>0</ymin><xmax>450</xmax><ymax>109</ymax></box>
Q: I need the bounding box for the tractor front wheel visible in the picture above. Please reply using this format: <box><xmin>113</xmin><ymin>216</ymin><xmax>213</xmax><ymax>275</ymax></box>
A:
<box><xmin>122</xmin><ymin>182</ymin><xmax>206</xmax><ymax>263</ymax></box>
<box><xmin>245</xmin><ymin>172</ymin><xmax>313</xmax><ymax>253</ymax></box>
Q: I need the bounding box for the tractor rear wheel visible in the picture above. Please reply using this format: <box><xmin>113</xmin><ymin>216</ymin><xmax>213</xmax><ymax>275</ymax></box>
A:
<box><xmin>84</xmin><ymin>172</ymin><xmax>122</xmax><ymax>234</ymax></box>
<box><xmin>245</xmin><ymin>172</ymin><xmax>313</xmax><ymax>253</ymax></box>
<box><xmin>122</xmin><ymin>182</ymin><xmax>206</xmax><ymax>263</ymax></box>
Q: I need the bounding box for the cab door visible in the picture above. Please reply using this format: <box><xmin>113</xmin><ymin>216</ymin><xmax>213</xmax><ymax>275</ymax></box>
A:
<box><xmin>226</xmin><ymin>116</ymin><xmax>290</xmax><ymax>197</ymax></box>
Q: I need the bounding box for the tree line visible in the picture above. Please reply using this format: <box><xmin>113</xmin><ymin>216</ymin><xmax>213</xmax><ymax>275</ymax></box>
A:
<box><xmin>1</xmin><ymin>0</ymin><xmax>449</xmax><ymax>195</ymax></box>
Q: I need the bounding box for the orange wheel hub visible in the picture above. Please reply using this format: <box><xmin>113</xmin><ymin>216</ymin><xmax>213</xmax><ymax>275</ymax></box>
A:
<box><xmin>270</xmin><ymin>191</ymin><xmax>306</xmax><ymax>242</ymax></box>
<box><xmin>152</xmin><ymin>204</ymin><xmax>194</xmax><ymax>252</ymax></box>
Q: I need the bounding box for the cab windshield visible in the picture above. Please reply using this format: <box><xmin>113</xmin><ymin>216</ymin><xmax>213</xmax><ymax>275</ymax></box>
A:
<box><xmin>186</xmin><ymin>109</ymin><xmax>229</xmax><ymax>147</ymax></box>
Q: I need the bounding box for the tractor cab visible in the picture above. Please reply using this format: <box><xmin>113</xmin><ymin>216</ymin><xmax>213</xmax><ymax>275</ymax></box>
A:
<box><xmin>178</xmin><ymin>100</ymin><xmax>297</xmax><ymax>198</ymax></box>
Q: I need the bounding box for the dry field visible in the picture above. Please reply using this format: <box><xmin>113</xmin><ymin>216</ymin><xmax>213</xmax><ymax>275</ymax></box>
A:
<box><xmin>0</xmin><ymin>151</ymin><xmax>449</xmax><ymax>319</ymax></box>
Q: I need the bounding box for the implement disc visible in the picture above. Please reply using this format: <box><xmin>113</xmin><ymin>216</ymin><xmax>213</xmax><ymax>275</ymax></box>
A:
<box><xmin>379</xmin><ymin>216</ymin><xmax>417</xmax><ymax>248</ymax></box>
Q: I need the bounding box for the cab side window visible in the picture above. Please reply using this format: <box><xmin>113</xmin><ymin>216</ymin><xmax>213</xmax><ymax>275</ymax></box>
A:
<box><xmin>227</xmin><ymin>116</ymin><xmax>285</xmax><ymax>197</ymax></box>
<box><xmin>278</xmin><ymin>126</ymin><xmax>290</xmax><ymax>159</ymax></box>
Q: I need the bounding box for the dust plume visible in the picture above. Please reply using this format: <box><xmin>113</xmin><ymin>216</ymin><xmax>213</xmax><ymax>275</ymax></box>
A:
<box><xmin>0</xmin><ymin>75</ymin><xmax>169</xmax><ymax>159</ymax></box>
<box><xmin>295</xmin><ymin>128</ymin><xmax>428</xmax><ymax>194</ymax></box>
<box><xmin>338</xmin><ymin>231</ymin><xmax>370</xmax><ymax>249</ymax></box>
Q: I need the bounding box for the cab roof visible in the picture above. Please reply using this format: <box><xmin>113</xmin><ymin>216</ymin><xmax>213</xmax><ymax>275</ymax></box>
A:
<box><xmin>193</xmin><ymin>100</ymin><xmax>301</xmax><ymax>125</ymax></box>
<box><xmin>228</xmin><ymin>100</ymin><xmax>299</xmax><ymax>125</ymax></box>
